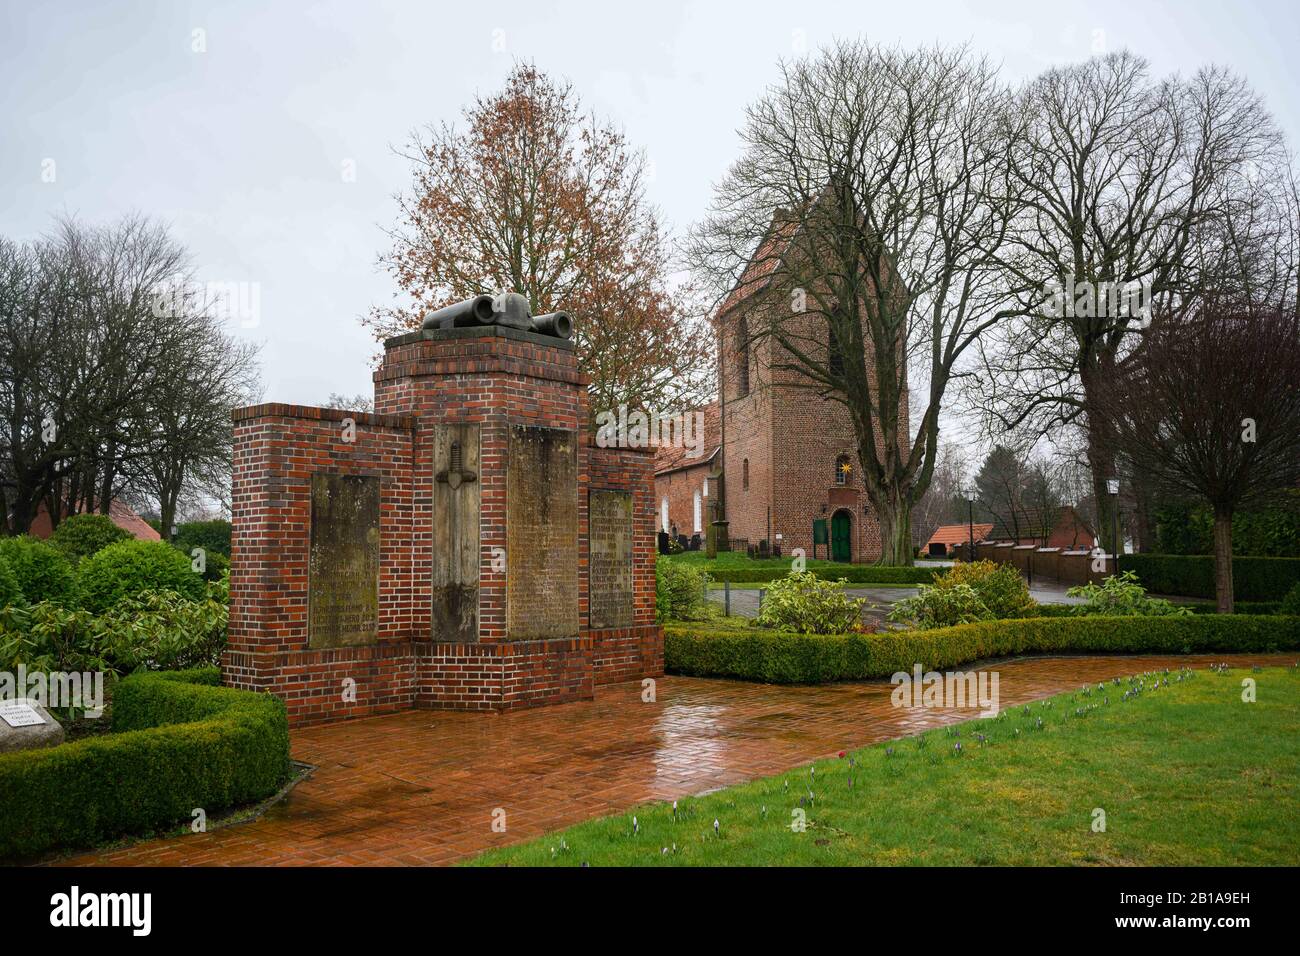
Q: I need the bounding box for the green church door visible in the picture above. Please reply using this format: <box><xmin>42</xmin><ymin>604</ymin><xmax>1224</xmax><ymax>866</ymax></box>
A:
<box><xmin>831</xmin><ymin>510</ymin><xmax>852</xmax><ymax>562</ymax></box>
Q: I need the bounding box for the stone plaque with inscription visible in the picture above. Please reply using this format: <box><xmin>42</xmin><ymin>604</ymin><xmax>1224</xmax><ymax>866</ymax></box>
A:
<box><xmin>589</xmin><ymin>489</ymin><xmax>634</xmax><ymax>628</ymax></box>
<box><xmin>431</xmin><ymin>423</ymin><xmax>481</xmax><ymax>641</ymax></box>
<box><xmin>308</xmin><ymin>473</ymin><xmax>381</xmax><ymax>649</ymax></box>
<box><xmin>506</xmin><ymin>425</ymin><xmax>578</xmax><ymax>639</ymax></box>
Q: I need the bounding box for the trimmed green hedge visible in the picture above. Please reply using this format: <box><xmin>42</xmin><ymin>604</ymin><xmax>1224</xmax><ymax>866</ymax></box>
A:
<box><xmin>1120</xmin><ymin>554</ymin><xmax>1300</xmax><ymax>601</ymax></box>
<box><xmin>173</xmin><ymin>519</ymin><xmax>232</xmax><ymax>558</ymax></box>
<box><xmin>708</xmin><ymin>565</ymin><xmax>942</xmax><ymax>585</ymax></box>
<box><xmin>664</xmin><ymin>615</ymin><xmax>1300</xmax><ymax>684</ymax></box>
<box><xmin>0</xmin><ymin>669</ymin><xmax>289</xmax><ymax>861</ymax></box>
<box><xmin>1035</xmin><ymin>601</ymin><xmax>1283</xmax><ymax>618</ymax></box>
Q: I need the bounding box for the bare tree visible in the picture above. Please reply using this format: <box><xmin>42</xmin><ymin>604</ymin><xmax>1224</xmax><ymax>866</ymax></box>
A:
<box><xmin>131</xmin><ymin>298</ymin><xmax>261</xmax><ymax>540</ymax></box>
<box><xmin>0</xmin><ymin>215</ymin><xmax>261</xmax><ymax>536</ymax></box>
<box><xmin>325</xmin><ymin>392</ymin><xmax>374</xmax><ymax>414</ymax></box>
<box><xmin>687</xmin><ymin>40</ymin><xmax>1028</xmax><ymax>564</ymax></box>
<box><xmin>1094</xmin><ymin>306</ymin><xmax>1300</xmax><ymax>611</ymax></box>
<box><xmin>971</xmin><ymin>52</ymin><xmax>1291</xmax><ymax>553</ymax></box>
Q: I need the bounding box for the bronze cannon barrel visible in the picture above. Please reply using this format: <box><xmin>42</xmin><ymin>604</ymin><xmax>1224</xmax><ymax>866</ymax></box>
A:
<box><xmin>421</xmin><ymin>294</ymin><xmax>496</xmax><ymax>330</ymax></box>
<box><xmin>531</xmin><ymin>311</ymin><xmax>573</xmax><ymax>340</ymax></box>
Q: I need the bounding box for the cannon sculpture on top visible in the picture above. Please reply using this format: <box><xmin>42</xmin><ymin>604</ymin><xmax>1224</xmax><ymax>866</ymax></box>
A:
<box><xmin>420</xmin><ymin>292</ymin><xmax>573</xmax><ymax>340</ymax></box>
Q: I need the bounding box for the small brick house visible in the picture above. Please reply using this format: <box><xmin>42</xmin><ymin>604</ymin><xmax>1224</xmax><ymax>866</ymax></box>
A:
<box><xmin>655</xmin><ymin>215</ymin><xmax>909</xmax><ymax>561</ymax></box>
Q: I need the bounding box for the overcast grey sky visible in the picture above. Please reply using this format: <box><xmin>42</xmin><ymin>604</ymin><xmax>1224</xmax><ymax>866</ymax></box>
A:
<box><xmin>3</xmin><ymin>0</ymin><xmax>1297</xmax><ymax>408</ymax></box>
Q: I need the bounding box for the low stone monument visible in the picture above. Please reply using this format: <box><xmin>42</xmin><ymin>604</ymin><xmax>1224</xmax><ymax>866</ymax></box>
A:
<box><xmin>0</xmin><ymin>699</ymin><xmax>64</xmax><ymax>753</ymax></box>
<box><xmin>224</xmin><ymin>292</ymin><xmax>662</xmax><ymax>725</ymax></box>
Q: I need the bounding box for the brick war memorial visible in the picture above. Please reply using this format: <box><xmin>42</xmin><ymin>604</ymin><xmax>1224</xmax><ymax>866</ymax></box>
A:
<box><xmin>222</xmin><ymin>292</ymin><xmax>663</xmax><ymax>725</ymax></box>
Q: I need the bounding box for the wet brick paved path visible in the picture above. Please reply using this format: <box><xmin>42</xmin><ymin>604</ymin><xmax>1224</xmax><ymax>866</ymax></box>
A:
<box><xmin>59</xmin><ymin>653</ymin><xmax>1293</xmax><ymax>866</ymax></box>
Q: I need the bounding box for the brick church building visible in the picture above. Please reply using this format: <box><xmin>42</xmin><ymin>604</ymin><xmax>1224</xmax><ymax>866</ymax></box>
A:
<box><xmin>655</xmin><ymin>218</ymin><xmax>908</xmax><ymax>562</ymax></box>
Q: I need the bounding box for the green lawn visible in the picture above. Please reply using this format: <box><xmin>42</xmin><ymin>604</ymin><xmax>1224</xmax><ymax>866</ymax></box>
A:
<box><xmin>469</xmin><ymin>665</ymin><xmax>1300</xmax><ymax>866</ymax></box>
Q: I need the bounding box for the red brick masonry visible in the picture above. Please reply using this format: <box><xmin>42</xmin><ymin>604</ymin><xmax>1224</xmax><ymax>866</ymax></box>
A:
<box><xmin>224</xmin><ymin>327</ymin><xmax>662</xmax><ymax>725</ymax></box>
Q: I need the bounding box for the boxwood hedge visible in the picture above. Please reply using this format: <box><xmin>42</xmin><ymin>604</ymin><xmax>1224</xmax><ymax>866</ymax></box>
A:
<box><xmin>1034</xmin><ymin>601</ymin><xmax>1282</xmax><ymax>617</ymax></box>
<box><xmin>0</xmin><ymin>668</ymin><xmax>289</xmax><ymax>861</ymax></box>
<box><xmin>1120</xmin><ymin>554</ymin><xmax>1300</xmax><ymax>601</ymax></box>
<box><xmin>664</xmin><ymin>615</ymin><xmax>1300</xmax><ymax>684</ymax></box>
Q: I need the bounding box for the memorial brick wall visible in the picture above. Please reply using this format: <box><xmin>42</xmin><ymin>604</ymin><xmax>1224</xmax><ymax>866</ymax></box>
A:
<box><xmin>224</xmin><ymin>320</ymin><xmax>662</xmax><ymax>725</ymax></box>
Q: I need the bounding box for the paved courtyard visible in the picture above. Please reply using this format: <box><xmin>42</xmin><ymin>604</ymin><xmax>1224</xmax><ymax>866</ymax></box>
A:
<box><xmin>60</xmin><ymin>652</ymin><xmax>1293</xmax><ymax>867</ymax></box>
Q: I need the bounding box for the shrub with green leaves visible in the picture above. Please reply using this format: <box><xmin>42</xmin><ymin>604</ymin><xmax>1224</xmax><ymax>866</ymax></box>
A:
<box><xmin>0</xmin><ymin>536</ymin><xmax>77</xmax><ymax>606</ymax></box>
<box><xmin>95</xmin><ymin>589</ymin><xmax>228</xmax><ymax>671</ymax></box>
<box><xmin>1280</xmin><ymin>582</ymin><xmax>1300</xmax><ymax>616</ymax></box>
<box><xmin>0</xmin><ymin>554</ymin><xmax>23</xmax><ymax>608</ymax></box>
<box><xmin>183</xmin><ymin>546</ymin><xmax>229</xmax><ymax>583</ymax></box>
<box><xmin>939</xmin><ymin>560</ymin><xmax>1037</xmax><ymax>619</ymax></box>
<box><xmin>48</xmin><ymin>513</ymin><xmax>132</xmax><ymax>562</ymax></box>
<box><xmin>1066</xmin><ymin>571</ymin><xmax>1192</xmax><ymax>617</ymax></box>
<box><xmin>753</xmin><ymin>570</ymin><xmax>868</xmax><ymax>634</ymax></box>
<box><xmin>656</xmin><ymin>556</ymin><xmax>712</xmax><ymax>622</ymax></box>
<box><xmin>0</xmin><ymin>601</ymin><xmax>102</xmax><ymax>675</ymax></box>
<box><xmin>888</xmin><ymin>581</ymin><xmax>994</xmax><ymax>630</ymax></box>
<box><xmin>76</xmin><ymin>540</ymin><xmax>204</xmax><ymax>613</ymax></box>
<box><xmin>173</xmin><ymin>519</ymin><xmax>232</xmax><ymax>558</ymax></box>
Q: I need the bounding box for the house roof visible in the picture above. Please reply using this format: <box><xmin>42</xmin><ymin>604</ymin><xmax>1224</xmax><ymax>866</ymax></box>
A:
<box><xmin>654</xmin><ymin>400</ymin><xmax>721</xmax><ymax>476</ymax></box>
<box><xmin>108</xmin><ymin>500</ymin><xmax>162</xmax><ymax>541</ymax></box>
<box><xmin>926</xmin><ymin>523</ymin><xmax>994</xmax><ymax>548</ymax></box>
<box><xmin>987</xmin><ymin>506</ymin><xmax>1094</xmax><ymax>542</ymax></box>
<box><xmin>27</xmin><ymin>499</ymin><xmax>161</xmax><ymax>542</ymax></box>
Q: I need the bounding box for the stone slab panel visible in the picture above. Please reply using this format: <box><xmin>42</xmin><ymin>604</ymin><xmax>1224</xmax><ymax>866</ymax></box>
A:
<box><xmin>308</xmin><ymin>473</ymin><xmax>381</xmax><ymax>649</ymax></box>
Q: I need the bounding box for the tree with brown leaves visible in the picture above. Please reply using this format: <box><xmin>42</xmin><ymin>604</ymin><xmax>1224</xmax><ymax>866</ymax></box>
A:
<box><xmin>366</xmin><ymin>64</ymin><xmax>711</xmax><ymax>422</ymax></box>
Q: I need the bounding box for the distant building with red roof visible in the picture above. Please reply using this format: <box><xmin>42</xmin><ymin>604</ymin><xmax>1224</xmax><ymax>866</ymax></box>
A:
<box><xmin>27</xmin><ymin>499</ymin><xmax>161</xmax><ymax>542</ymax></box>
<box><xmin>924</xmin><ymin>523</ymin><xmax>994</xmax><ymax>559</ymax></box>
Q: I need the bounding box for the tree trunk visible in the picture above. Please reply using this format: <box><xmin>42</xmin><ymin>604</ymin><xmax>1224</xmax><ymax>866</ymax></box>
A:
<box><xmin>1081</xmin><ymin>365</ymin><xmax>1120</xmax><ymax>556</ymax></box>
<box><xmin>875</xmin><ymin>488</ymin><xmax>914</xmax><ymax>566</ymax></box>
<box><xmin>1213</xmin><ymin>509</ymin><xmax>1234</xmax><ymax>614</ymax></box>
<box><xmin>1134</xmin><ymin>480</ymin><xmax>1154</xmax><ymax>554</ymax></box>
<box><xmin>160</xmin><ymin>495</ymin><xmax>178</xmax><ymax>543</ymax></box>
<box><xmin>8</xmin><ymin>492</ymin><xmax>36</xmax><ymax>536</ymax></box>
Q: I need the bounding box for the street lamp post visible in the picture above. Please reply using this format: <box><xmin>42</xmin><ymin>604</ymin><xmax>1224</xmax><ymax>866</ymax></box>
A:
<box><xmin>967</xmin><ymin>490</ymin><xmax>975</xmax><ymax>563</ymax></box>
<box><xmin>1106</xmin><ymin>477</ymin><xmax>1121</xmax><ymax>575</ymax></box>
